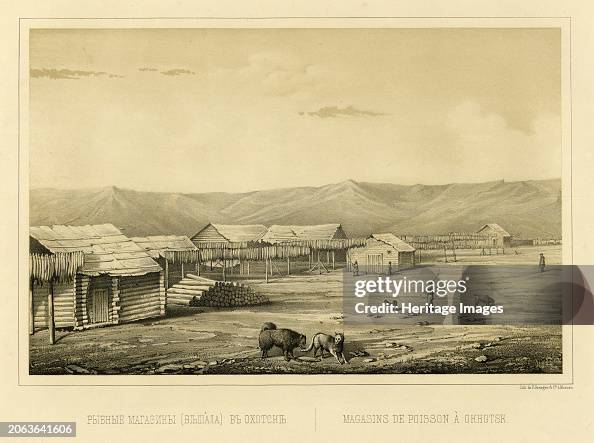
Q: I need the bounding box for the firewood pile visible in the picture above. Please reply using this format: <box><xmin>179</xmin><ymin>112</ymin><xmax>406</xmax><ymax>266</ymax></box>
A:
<box><xmin>190</xmin><ymin>281</ymin><xmax>269</xmax><ymax>308</ymax></box>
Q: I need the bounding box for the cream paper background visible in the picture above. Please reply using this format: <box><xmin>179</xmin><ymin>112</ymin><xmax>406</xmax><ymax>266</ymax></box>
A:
<box><xmin>1</xmin><ymin>1</ymin><xmax>593</xmax><ymax>441</ymax></box>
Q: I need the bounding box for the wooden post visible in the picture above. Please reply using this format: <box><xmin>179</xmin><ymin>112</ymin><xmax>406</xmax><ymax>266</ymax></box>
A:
<box><xmin>326</xmin><ymin>250</ymin><xmax>330</xmax><ymax>265</ymax></box>
<box><xmin>29</xmin><ymin>282</ymin><xmax>34</xmax><ymax>335</ymax></box>
<box><xmin>265</xmin><ymin>257</ymin><xmax>269</xmax><ymax>283</ymax></box>
<box><xmin>287</xmin><ymin>256</ymin><xmax>290</xmax><ymax>275</ymax></box>
<box><xmin>48</xmin><ymin>279</ymin><xmax>56</xmax><ymax>345</ymax></box>
<box><xmin>222</xmin><ymin>248</ymin><xmax>226</xmax><ymax>281</ymax></box>
<box><xmin>196</xmin><ymin>257</ymin><xmax>201</xmax><ymax>276</ymax></box>
<box><xmin>332</xmin><ymin>250</ymin><xmax>335</xmax><ymax>270</ymax></box>
<box><xmin>247</xmin><ymin>260</ymin><xmax>250</xmax><ymax>275</ymax></box>
<box><xmin>164</xmin><ymin>259</ymin><xmax>169</xmax><ymax>290</ymax></box>
<box><xmin>181</xmin><ymin>262</ymin><xmax>185</xmax><ymax>279</ymax></box>
<box><xmin>309</xmin><ymin>251</ymin><xmax>312</xmax><ymax>269</ymax></box>
<box><xmin>443</xmin><ymin>247</ymin><xmax>448</xmax><ymax>263</ymax></box>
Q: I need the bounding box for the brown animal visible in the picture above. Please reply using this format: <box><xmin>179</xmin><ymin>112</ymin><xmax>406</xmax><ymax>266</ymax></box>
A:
<box><xmin>258</xmin><ymin>324</ymin><xmax>306</xmax><ymax>361</ymax></box>
<box><xmin>260</xmin><ymin>322</ymin><xmax>277</xmax><ymax>332</ymax></box>
<box><xmin>301</xmin><ymin>332</ymin><xmax>348</xmax><ymax>364</ymax></box>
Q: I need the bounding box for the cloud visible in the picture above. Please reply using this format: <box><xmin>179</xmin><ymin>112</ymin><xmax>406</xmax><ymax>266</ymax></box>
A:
<box><xmin>160</xmin><ymin>68</ymin><xmax>196</xmax><ymax>76</ymax></box>
<box><xmin>445</xmin><ymin>101</ymin><xmax>560</xmax><ymax>179</ymax></box>
<box><xmin>213</xmin><ymin>52</ymin><xmax>337</xmax><ymax>98</ymax></box>
<box><xmin>300</xmin><ymin>105</ymin><xmax>388</xmax><ymax>119</ymax></box>
<box><xmin>30</xmin><ymin>68</ymin><xmax>124</xmax><ymax>80</ymax></box>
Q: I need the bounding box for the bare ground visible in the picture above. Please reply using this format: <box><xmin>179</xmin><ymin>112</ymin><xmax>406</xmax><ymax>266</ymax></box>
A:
<box><xmin>29</xmin><ymin>245</ymin><xmax>562</xmax><ymax>375</ymax></box>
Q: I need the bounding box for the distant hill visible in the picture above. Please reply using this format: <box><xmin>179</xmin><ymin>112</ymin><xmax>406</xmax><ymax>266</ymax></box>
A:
<box><xmin>29</xmin><ymin>179</ymin><xmax>561</xmax><ymax>239</ymax></box>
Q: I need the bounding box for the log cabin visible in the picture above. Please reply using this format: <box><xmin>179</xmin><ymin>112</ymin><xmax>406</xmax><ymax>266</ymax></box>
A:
<box><xmin>348</xmin><ymin>233</ymin><xmax>416</xmax><ymax>274</ymax></box>
<box><xmin>29</xmin><ymin>224</ymin><xmax>165</xmax><ymax>332</ymax></box>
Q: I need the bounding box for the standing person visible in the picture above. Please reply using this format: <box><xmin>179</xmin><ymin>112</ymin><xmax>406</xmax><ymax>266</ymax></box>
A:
<box><xmin>539</xmin><ymin>253</ymin><xmax>546</xmax><ymax>272</ymax></box>
<box><xmin>353</xmin><ymin>260</ymin><xmax>359</xmax><ymax>276</ymax></box>
<box><xmin>388</xmin><ymin>261</ymin><xmax>393</xmax><ymax>276</ymax></box>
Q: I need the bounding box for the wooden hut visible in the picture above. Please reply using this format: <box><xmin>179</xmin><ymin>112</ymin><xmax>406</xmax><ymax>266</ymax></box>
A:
<box><xmin>477</xmin><ymin>224</ymin><xmax>512</xmax><ymax>248</ymax></box>
<box><xmin>29</xmin><ymin>224</ymin><xmax>165</xmax><ymax>332</ymax></box>
<box><xmin>191</xmin><ymin>223</ymin><xmax>269</xmax><ymax>278</ymax></box>
<box><xmin>348</xmin><ymin>233</ymin><xmax>416</xmax><ymax>274</ymax></box>
<box><xmin>131</xmin><ymin>235</ymin><xmax>199</xmax><ymax>289</ymax></box>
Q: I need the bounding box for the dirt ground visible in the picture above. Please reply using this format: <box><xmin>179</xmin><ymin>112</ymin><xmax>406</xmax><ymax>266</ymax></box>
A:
<box><xmin>29</xmin><ymin>245</ymin><xmax>562</xmax><ymax>375</ymax></box>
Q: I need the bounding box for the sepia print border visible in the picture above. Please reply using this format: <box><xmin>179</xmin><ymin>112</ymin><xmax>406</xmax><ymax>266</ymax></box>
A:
<box><xmin>17</xmin><ymin>16</ymin><xmax>573</xmax><ymax>386</ymax></box>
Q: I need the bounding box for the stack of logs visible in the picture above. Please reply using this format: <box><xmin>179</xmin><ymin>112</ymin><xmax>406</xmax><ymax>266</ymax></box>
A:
<box><xmin>190</xmin><ymin>281</ymin><xmax>270</xmax><ymax>308</ymax></box>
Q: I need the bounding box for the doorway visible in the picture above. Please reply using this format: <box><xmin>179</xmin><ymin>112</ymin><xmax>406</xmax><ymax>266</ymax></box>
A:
<box><xmin>90</xmin><ymin>288</ymin><xmax>109</xmax><ymax>324</ymax></box>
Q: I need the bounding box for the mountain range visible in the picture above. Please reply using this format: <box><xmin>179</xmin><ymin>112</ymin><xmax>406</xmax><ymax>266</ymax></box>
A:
<box><xmin>29</xmin><ymin>179</ymin><xmax>562</xmax><ymax>239</ymax></box>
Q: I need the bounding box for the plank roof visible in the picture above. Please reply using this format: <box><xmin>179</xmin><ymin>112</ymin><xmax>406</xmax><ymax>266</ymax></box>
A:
<box><xmin>130</xmin><ymin>235</ymin><xmax>197</xmax><ymax>259</ymax></box>
<box><xmin>478</xmin><ymin>223</ymin><xmax>511</xmax><ymax>237</ymax></box>
<box><xmin>263</xmin><ymin>224</ymin><xmax>346</xmax><ymax>243</ymax></box>
<box><xmin>260</xmin><ymin>225</ymin><xmax>299</xmax><ymax>244</ymax></box>
<box><xmin>370</xmin><ymin>233</ymin><xmax>416</xmax><ymax>252</ymax></box>
<box><xmin>194</xmin><ymin>223</ymin><xmax>268</xmax><ymax>243</ymax></box>
<box><xmin>29</xmin><ymin>223</ymin><xmax>162</xmax><ymax>276</ymax></box>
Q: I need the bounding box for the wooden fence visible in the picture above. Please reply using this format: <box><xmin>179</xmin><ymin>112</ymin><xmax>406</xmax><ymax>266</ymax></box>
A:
<box><xmin>397</xmin><ymin>233</ymin><xmax>497</xmax><ymax>250</ymax></box>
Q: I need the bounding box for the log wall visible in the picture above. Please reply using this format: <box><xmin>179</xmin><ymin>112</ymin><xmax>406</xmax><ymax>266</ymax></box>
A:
<box><xmin>118</xmin><ymin>272</ymin><xmax>163</xmax><ymax>323</ymax></box>
<box><xmin>74</xmin><ymin>274</ymin><xmax>90</xmax><ymax>329</ymax></box>
<box><xmin>31</xmin><ymin>281</ymin><xmax>75</xmax><ymax>330</ymax></box>
<box><xmin>398</xmin><ymin>251</ymin><xmax>416</xmax><ymax>270</ymax></box>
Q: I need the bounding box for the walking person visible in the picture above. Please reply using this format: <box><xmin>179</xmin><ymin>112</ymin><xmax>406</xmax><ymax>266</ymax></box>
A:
<box><xmin>353</xmin><ymin>260</ymin><xmax>359</xmax><ymax>276</ymax></box>
<box><xmin>539</xmin><ymin>253</ymin><xmax>546</xmax><ymax>273</ymax></box>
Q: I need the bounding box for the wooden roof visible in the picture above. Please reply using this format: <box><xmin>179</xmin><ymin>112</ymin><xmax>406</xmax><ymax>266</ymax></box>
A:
<box><xmin>370</xmin><ymin>233</ymin><xmax>416</xmax><ymax>252</ymax></box>
<box><xmin>478</xmin><ymin>223</ymin><xmax>511</xmax><ymax>237</ymax></box>
<box><xmin>131</xmin><ymin>235</ymin><xmax>197</xmax><ymax>259</ymax></box>
<box><xmin>263</xmin><ymin>224</ymin><xmax>346</xmax><ymax>243</ymax></box>
<box><xmin>261</xmin><ymin>225</ymin><xmax>299</xmax><ymax>244</ymax></box>
<box><xmin>193</xmin><ymin>223</ymin><xmax>268</xmax><ymax>243</ymax></box>
<box><xmin>29</xmin><ymin>224</ymin><xmax>162</xmax><ymax>277</ymax></box>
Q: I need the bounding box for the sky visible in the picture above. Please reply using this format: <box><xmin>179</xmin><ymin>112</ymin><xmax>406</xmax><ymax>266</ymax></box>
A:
<box><xmin>29</xmin><ymin>28</ymin><xmax>561</xmax><ymax>193</ymax></box>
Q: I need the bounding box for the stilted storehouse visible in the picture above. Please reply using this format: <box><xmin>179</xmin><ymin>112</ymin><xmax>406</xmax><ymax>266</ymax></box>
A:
<box><xmin>477</xmin><ymin>224</ymin><xmax>512</xmax><ymax>248</ymax></box>
<box><xmin>348</xmin><ymin>233</ymin><xmax>416</xmax><ymax>274</ymax></box>
<box><xmin>191</xmin><ymin>222</ymin><xmax>361</xmax><ymax>281</ymax></box>
<box><xmin>29</xmin><ymin>224</ymin><xmax>165</xmax><ymax>334</ymax></box>
<box><xmin>262</xmin><ymin>224</ymin><xmax>350</xmax><ymax>272</ymax></box>
<box><xmin>191</xmin><ymin>223</ymin><xmax>268</xmax><ymax>279</ymax></box>
<box><xmin>131</xmin><ymin>235</ymin><xmax>199</xmax><ymax>289</ymax></box>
